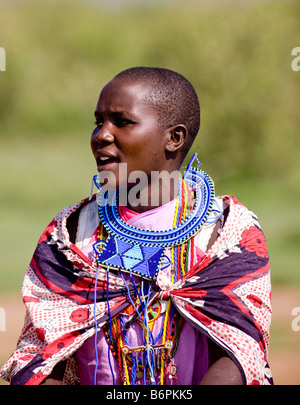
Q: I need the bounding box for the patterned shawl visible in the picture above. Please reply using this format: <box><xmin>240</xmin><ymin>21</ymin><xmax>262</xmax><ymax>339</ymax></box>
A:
<box><xmin>0</xmin><ymin>195</ymin><xmax>272</xmax><ymax>385</ymax></box>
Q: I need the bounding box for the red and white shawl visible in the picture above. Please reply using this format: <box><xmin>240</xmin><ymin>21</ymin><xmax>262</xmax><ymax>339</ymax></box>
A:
<box><xmin>0</xmin><ymin>195</ymin><xmax>272</xmax><ymax>385</ymax></box>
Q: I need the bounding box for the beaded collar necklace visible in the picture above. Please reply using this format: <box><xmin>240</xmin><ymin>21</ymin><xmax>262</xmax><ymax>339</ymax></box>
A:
<box><xmin>93</xmin><ymin>154</ymin><xmax>215</xmax><ymax>281</ymax></box>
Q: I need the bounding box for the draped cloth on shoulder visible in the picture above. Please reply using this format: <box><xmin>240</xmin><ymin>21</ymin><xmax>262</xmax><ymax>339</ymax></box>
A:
<box><xmin>0</xmin><ymin>195</ymin><xmax>273</xmax><ymax>385</ymax></box>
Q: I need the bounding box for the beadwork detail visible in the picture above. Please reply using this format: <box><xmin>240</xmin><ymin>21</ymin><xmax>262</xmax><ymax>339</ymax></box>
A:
<box><xmin>92</xmin><ymin>155</ymin><xmax>215</xmax><ymax>383</ymax></box>
<box><xmin>94</xmin><ymin>154</ymin><xmax>215</xmax><ymax>280</ymax></box>
<box><xmin>97</xmin><ymin>165</ymin><xmax>214</xmax><ymax>247</ymax></box>
<box><xmin>96</xmin><ymin>236</ymin><xmax>165</xmax><ymax>279</ymax></box>
<box><xmin>102</xmin><ymin>302</ymin><xmax>182</xmax><ymax>385</ymax></box>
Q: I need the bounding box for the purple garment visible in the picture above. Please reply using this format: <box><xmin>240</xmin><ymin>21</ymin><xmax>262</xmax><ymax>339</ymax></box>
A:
<box><xmin>76</xmin><ymin>200</ymin><xmax>209</xmax><ymax>385</ymax></box>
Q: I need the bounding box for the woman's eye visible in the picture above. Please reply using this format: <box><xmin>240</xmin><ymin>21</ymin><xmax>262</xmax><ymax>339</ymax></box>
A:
<box><xmin>93</xmin><ymin>118</ymin><xmax>135</xmax><ymax>129</ymax></box>
<box><xmin>115</xmin><ymin>119</ymin><xmax>134</xmax><ymax>128</ymax></box>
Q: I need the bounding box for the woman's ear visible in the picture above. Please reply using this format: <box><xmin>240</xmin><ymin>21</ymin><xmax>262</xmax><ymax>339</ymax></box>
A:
<box><xmin>165</xmin><ymin>124</ymin><xmax>188</xmax><ymax>153</ymax></box>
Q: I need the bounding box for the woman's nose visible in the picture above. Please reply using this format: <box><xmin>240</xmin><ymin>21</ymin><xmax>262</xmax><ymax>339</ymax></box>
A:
<box><xmin>94</xmin><ymin>123</ymin><xmax>114</xmax><ymax>144</ymax></box>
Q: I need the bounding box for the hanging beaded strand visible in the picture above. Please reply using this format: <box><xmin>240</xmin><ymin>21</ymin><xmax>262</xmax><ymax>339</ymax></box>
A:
<box><xmin>122</xmin><ymin>305</ymin><xmax>182</xmax><ymax>385</ymax></box>
<box><xmin>170</xmin><ymin>178</ymin><xmax>194</xmax><ymax>283</ymax></box>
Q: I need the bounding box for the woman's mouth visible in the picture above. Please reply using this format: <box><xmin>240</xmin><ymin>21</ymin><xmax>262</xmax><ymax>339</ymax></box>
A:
<box><xmin>96</xmin><ymin>156</ymin><xmax>120</xmax><ymax>170</ymax></box>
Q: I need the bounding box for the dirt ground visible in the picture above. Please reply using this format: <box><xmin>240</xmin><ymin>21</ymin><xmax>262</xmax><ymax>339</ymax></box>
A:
<box><xmin>0</xmin><ymin>286</ymin><xmax>299</xmax><ymax>385</ymax></box>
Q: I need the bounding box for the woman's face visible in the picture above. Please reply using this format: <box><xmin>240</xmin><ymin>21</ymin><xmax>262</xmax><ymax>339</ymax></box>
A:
<box><xmin>91</xmin><ymin>77</ymin><xmax>170</xmax><ymax>193</ymax></box>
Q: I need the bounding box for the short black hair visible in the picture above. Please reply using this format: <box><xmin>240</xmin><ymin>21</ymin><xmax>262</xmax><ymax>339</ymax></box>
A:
<box><xmin>113</xmin><ymin>67</ymin><xmax>200</xmax><ymax>159</ymax></box>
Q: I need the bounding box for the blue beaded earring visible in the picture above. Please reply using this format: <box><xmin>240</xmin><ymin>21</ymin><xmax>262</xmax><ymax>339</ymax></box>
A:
<box><xmin>89</xmin><ymin>174</ymin><xmax>101</xmax><ymax>201</ymax></box>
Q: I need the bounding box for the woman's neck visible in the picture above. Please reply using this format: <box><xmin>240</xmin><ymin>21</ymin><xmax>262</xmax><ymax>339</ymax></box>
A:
<box><xmin>119</xmin><ymin>171</ymin><xmax>181</xmax><ymax>214</ymax></box>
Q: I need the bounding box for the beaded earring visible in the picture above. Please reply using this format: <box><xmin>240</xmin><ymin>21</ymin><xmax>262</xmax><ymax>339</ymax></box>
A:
<box><xmin>89</xmin><ymin>174</ymin><xmax>100</xmax><ymax>201</ymax></box>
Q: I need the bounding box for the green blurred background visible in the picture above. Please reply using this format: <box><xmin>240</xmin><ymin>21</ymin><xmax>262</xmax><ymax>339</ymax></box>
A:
<box><xmin>0</xmin><ymin>0</ymin><xmax>299</xmax><ymax>385</ymax></box>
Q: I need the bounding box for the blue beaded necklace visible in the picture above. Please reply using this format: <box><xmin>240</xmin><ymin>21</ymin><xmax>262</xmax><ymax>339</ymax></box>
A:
<box><xmin>93</xmin><ymin>154</ymin><xmax>214</xmax><ymax>281</ymax></box>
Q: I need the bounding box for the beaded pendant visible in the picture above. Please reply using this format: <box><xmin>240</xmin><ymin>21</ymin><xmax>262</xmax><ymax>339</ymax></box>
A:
<box><xmin>95</xmin><ymin>236</ymin><xmax>165</xmax><ymax>280</ymax></box>
<box><xmin>94</xmin><ymin>154</ymin><xmax>214</xmax><ymax>280</ymax></box>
